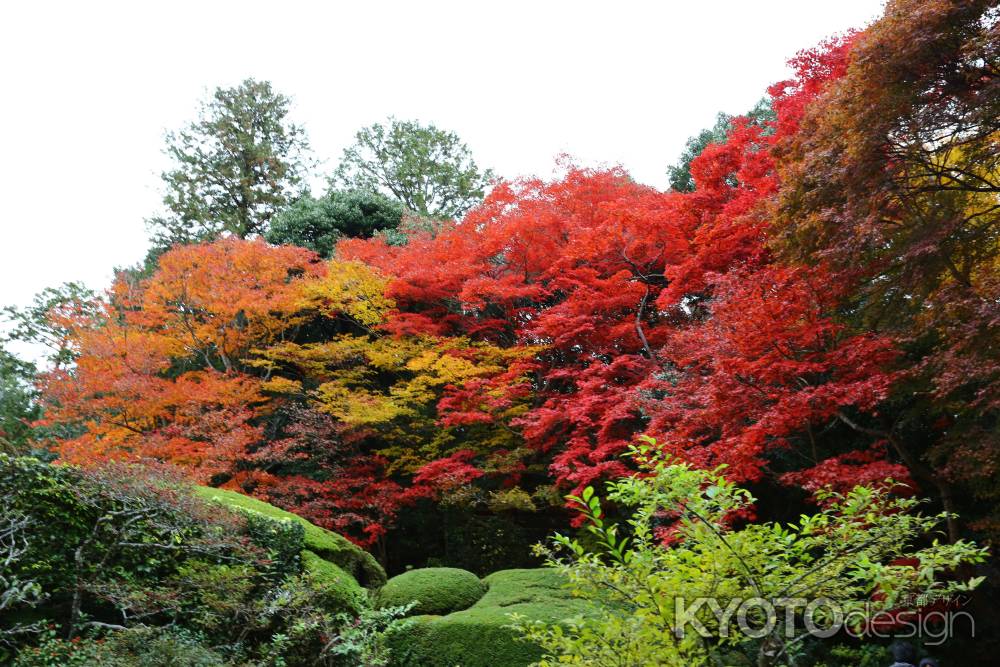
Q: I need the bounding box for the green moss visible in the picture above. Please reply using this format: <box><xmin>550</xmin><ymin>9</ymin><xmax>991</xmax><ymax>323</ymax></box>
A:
<box><xmin>385</xmin><ymin>569</ymin><xmax>592</xmax><ymax>667</ymax></box>
<box><xmin>194</xmin><ymin>486</ymin><xmax>386</xmax><ymax>587</ymax></box>
<box><xmin>301</xmin><ymin>550</ymin><xmax>365</xmax><ymax>614</ymax></box>
<box><xmin>377</xmin><ymin>567</ymin><xmax>486</xmax><ymax>616</ymax></box>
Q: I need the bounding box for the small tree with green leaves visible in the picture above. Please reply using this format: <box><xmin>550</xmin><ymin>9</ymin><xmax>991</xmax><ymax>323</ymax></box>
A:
<box><xmin>513</xmin><ymin>437</ymin><xmax>986</xmax><ymax>667</ymax></box>
<box><xmin>265</xmin><ymin>189</ymin><xmax>405</xmax><ymax>258</ymax></box>
<box><xmin>333</xmin><ymin>117</ymin><xmax>492</xmax><ymax>219</ymax></box>
<box><xmin>2</xmin><ymin>283</ymin><xmax>97</xmax><ymax>370</ymax></box>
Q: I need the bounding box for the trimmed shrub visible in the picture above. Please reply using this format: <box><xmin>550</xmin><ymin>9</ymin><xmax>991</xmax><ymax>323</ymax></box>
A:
<box><xmin>194</xmin><ymin>486</ymin><xmax>386</xmax><ymax>587</ymax></box>
<box><xmin>377</xmin><ymin>567</ymin><xmax>486</xmax><ymax>617</ymax></box>
<box><xmin>385</xmin><ymin>568</ymin><xmax>592</xmax><ymax>667</ymax></box>
<box><xmin>301</xmin><ymin>549</ymin><xmax>365</xmax><ymax>614</ymax></box>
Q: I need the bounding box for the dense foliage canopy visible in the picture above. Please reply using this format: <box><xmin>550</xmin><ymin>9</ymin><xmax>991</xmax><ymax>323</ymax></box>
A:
<box><xmin>4</xmin><ymin>1</ymin><xmax>999</xmax><ymax>664</ymax></box>
<box><xmin>333</xmin><ymin>118</ymin><xmax>494</xmax><ymax>219</ymax></box>
<box><xmin>25</xmin><ymin>0</ymin><xmax>999</xmax><ymax>558</ymax></box>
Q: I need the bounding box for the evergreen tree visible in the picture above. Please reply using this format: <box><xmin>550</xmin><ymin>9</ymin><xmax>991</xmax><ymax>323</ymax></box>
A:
<box><xmin>147</xmin><ymin>79</ymin><xmax>310</xmax><ymax>252</ymax></box>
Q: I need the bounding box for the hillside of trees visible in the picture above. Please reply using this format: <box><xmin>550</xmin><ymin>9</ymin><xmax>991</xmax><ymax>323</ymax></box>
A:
<box><xmin>2</xmin><ymin>1</ymin><xmax>998</xmax><ymax>665</ymax></box>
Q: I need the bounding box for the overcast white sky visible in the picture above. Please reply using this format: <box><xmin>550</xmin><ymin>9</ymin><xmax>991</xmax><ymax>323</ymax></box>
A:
<box><xmin>0</xmin><ymin>0</ymin><xmax>885</xmax><ymax>328</ymax></box>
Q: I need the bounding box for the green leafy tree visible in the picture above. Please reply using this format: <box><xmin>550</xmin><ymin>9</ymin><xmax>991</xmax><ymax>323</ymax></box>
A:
<box><xmin>266</xmin><ymin>189</ymin><xmax>405</xmax><ymax>258</ymax></box>
<box><xmin>147</xmin><ymin>79</ymin><xmax>311</xmax><ymax>250</ymax></box>
<box><xmin>333</xmin><ymin>118</ymin><xmax>492</xmax><ymax>219</ymax></box>
<box><xmin>667</xmin><ymin>97</ymin><xmax>774</xmax><ymax>192</ymax></box>
<box><xmin>514</xmin><ymin>438</ymin><xmax>986</xmax><ymax>667</ymax></box>
<box><xmin>2</xmin><ymin>283</ymin><xmax>97</xmax><ymax>369</ymax></box>
<box><xmin>1</xmin><ymin>283</ymin><xmax>98</xmax><ymax>454</ymax></box>
<box><xmin>0</xmin><ymin>347</ymin><xmax>38</xmax><ymax>454</ymax></box>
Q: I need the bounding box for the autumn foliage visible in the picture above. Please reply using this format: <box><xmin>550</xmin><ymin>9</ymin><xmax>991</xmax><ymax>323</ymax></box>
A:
<box><xmin>37</xmin><ymin>0</ymin><xmax>1000</xmax><ymax>559</ymax></box>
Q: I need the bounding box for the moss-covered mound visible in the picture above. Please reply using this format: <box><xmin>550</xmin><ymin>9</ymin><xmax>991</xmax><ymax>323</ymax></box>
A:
<box><xmin>194</xmin><ymin>486</ymin><xmax>386</xmax><ymax>588</ymax></box>
<box><xmin>385</xmin><ymin>568</ymin><xmax>591</xmax><ymax>667</ymax></box>
<box><xmin>377</xmin><ymin>567</ymin><xmax>486</xmax><ymax>616</ymax></box>
<box><xmin>301</xmin><ymin>549</ymin><xmax>365</xmax><ymax>614</ymax></box>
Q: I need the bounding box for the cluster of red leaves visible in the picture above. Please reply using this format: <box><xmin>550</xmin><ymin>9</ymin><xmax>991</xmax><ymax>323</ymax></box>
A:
<box><xmin>340</xmin><ymin>35</ymin><xmax>908</xmax><ymax>505</ymax></box>
<box><xmin>341</xmin><ymin>170</ymin><xmax>682</xmax><ymax>493</ymax></box>
<box><xmin>645</xmin><ymin>265</ymin><xmax>901</xmax><ymax>482</ymax></box>
<box><xmin>226</xmin><ymin>406</ymin><xmax>418</xmax><ymax>545</ymax></box>
<box><xmin>781</xmin><ymin>443</ymin><xmax>912</xmax><ymax>496</ymax></box>
<box><xmin>233</xmin><ymin>462</ymin><xmax>411</xmax><ymax>545</ymax></box>
<box><xmin>411</xmin><ymin>450</ymin><xmax>485</xmax><ymax>494</ymax></box>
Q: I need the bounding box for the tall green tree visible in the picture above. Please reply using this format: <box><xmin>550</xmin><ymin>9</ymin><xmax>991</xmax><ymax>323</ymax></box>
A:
<box><xmin>0</xmin><ymin>346</ymin><xmax>37</xmax><ymax>454</ymax></box>
<box><xmin>1</xmin><ymin>283</ymin><xmax>98</xmax><ymax>455</ymax></box>
<box><xmin>147</xmin><ymin>79</ymin><xmax>311</xmax><ymax>250</ymax></box>
<box><xmin>333</xmin><ymin>118</ymin><xmax>492</xmax><ymax>219</ymax></box>
<box><xmin>2</xmin><ymin>283</ymin><xmax>97</xmax><ymax>370</ymax></box>
<box><xmin>265</xmin><ymin>189</ymin><xmax>405</xmax><ymax>258</ymax></box>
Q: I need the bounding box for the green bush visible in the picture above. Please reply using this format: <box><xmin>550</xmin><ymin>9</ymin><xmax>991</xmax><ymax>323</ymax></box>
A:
<box><xmin>2</xmin><ymin>458</ymin><xmax>384</xmax><ymax>665</ymax></box>
<box><xmin>243</xmin><ymin>509</ymin><xmax>304</xmax><ymax>580</ymax></box>
<box><xmin>0</xmin><ymin>456</ymin><xmax>269</xmax><ymax>647</ymax></box>
<box><xmin>195</xmin><ymin>486</ymin><xmax>386</xmax><ymax>588</ymax></box>
<box><xmin>13</xmin><ymin>626</ymin><xmax>227</xmax><ymax>667</ymax></box>
<box><xmin>377</xmin><ymin>567</ymin><xmax>486</xmax><ymax>617</ymax></box>
<box><xmin>265</xmin><ymin>189</ymin><xmax>405</xmax><ymax>257</ymax></box>
<box><xmin>0</xmin><ymin>455</ymin><xmax>93</xmax><ymax>593</ymax></box>
<box><xmin>513</xmin><ymin>440</ymin><xmax>987</xmax><ymax>666</ymax></box>
<box><xmin>385</xmin><ymin>569</ymin><xmax>591</xmax><ymax>667</ymax></box>
<box><xmin>302</xmin><ymin>550</ymin><xmax>365</xmax><ymax>615</ymax></box>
